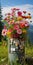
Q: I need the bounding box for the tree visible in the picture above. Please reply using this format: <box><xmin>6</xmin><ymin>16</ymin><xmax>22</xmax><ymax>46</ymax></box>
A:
<box><xmin>0</xmin><ymin>3</ymin><xmax>3</xmax><ymax>42</ymax></box>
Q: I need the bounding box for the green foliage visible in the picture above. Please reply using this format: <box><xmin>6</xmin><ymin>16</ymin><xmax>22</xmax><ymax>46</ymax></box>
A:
<box><xmin>0</xmin><ymin>42</ymin><xmax>33</xmax><ymax>65</ymax></box>
<box><xmin>0</xmin><ymin>42</ymin><xmax>2</xmax><ymax>45</ymax></box>
<box><xmin>0</xmin><ymin>45</ymin><xmax>8</xmax><ymax>63</ymax></box>
<box><xmin>0</xmin><ymin>5</ymin><xmax>4</xmax><ymax>42</ymax></box>
<box><xmin>25</xmin><ymin>45</ymin><xmax>33</xmax><ymax>57</ymax></box>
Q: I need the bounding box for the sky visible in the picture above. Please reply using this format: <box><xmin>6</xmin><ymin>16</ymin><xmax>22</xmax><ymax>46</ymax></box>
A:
<box><xmin>0</xmin><ymin>0</ymin><xmax>33</xmax><ymax>24</ymax></box>
<box><xmin>1</xmin><ymin>0</ymin><xmax>33</xmax><ymax>7</ymax></box>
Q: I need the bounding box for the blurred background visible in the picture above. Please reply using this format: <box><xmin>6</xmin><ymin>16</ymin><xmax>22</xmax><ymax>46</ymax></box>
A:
<box><xmin>0</xmin><ymin>0</ymin><xmax>33</xmax><ymax>65</ymax></box>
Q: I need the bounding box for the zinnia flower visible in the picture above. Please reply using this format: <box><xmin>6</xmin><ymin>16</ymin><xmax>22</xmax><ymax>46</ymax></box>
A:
<box><xmin>22</xmin><ymin>30</ymin><xmax>27</xmax><ymax>34</ymax></box>
<box><xmin>2</xmin><ymin>29</ymin><xmax>7</xmax><ymax>36</ymax></box>
<box><xmin>25</xmin><ymin>23</ymin><xmax>29</xmax><ymax>27</ymax></box>
<box><xmin>17</xmin><ymin>11</ymin><xmax>22</xmax><ymax>16</ymax></box>
<box><xmin>17</xmin><ymin>16</ymin><xmax>23</xmax><ymax>21</ymax></box>
<box><xmin>22</xmin><ymin>16</ymin><xmax>27</xmax><ymax>19</ymax></box>
<box><xmin>28</xmin><ymin>13</ymin><xmax>31</xmax><ymax>15</ymax></box>
<box><xmin>20</xmin><ymin>22</ymin><xmax>25</xmax><ymax>28</ymax></box>
<box><xmin>23</xmin><ymin>11</ymin><xmax>26</xmax><ymax>14</ymax></box>
<box><xmin>14</xmin><ymin>24</ymin><xmax>19</xmax><ymax>30</ymax></box>
<box><xmin>7</xmin><ymin>29</ymin><xmax>13</xmax><ymax>35</ymax></box>
<box><xmin>17</xmin><ymin>29</ymin><xmax>22</xmax><ymax>34</ymax></box>
<box><xmin>27</xmin><ymin>16</ymin><xmax>31</xmax><ymax>19</ymax></box>
<box><xmin>7</xmin><ymin>29</ymin><xmax>13</xmax><ymax>38</ymax></box>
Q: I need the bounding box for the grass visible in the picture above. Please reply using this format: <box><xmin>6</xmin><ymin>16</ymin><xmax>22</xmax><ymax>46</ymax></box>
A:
<box><xmin>0</xmin><ymin>42</ymin><xmax>8</xmax><ymax>65</ymax></box>
<box><xmin>25</xmin><ymin>45</ymin><xmax>33</xmax><ymax>57</ymax></box>
<box><xmin>0</xmin><ymin>46</ymin><xmax>8</xmax><ymax>60</ymax></box>
<box><xmin>0</xmin><ymin>42</ymin><xmax>33</xmax><ymax>65</ymax></box>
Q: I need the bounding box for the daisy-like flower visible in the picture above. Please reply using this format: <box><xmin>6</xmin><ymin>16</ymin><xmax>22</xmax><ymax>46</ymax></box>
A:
<box><xmin>2</xmin><ymin>29</ymin><xmax>7</xmax><ymax>36</ymax></box>
<box><xmin>14</xmin><ymin>24</ymin><xmax>19</xmax><ymax>30</ymax></box>
<box><xmin>20</xmin><ymin>22</ymin><xmax>25</xmax><ymax>28</ymax></box>
<box><xmin>7</xmin><ymin>29</ymin><xmax>13</xmax><ymax>35</ymax></box>
<box><xmin>23</xmin><ymin>11</ymin><xmax>26</xmax><ymax>14</ymax></box>
<box><xmin>22</xmin><ymin>30</ymin><xmax>27</xmax><ymax>34</ymax></box>
<box><xmin>28</xmin><ymin>13</ymin><xmax>31</xmax><ymax>15</ymax></box>
<box><xmin>25</xmin><ymin>23</ymin><xmax>29</xmax><ymax>27</ymax></box>
<box><xmin>17</xmin><ymin>16</ymin><xmax>23</xmax><ymax>21</ymax></box>
<box><xmin>17</xmin><ymin>29</ymin><xmax>22</xmax><ymax>34</ymax></box>
<box><xmin>17</xmin><ymin>11</ymin><xmax>22</xmax><ymax>16</ymax></box>
<box><xmin>7</xmin><ymin>29</ymin><xmax>13</xmax><ymax>38</ymax></box>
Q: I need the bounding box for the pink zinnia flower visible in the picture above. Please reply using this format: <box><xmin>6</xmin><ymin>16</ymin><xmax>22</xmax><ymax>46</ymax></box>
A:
<box><xmin>2</xmin><ymin>29</ymin><xmax>7</xmax><ymax>36</ymax></box>
<box><xmin>14</xmin><ymin>24</ymin><xmax>19</xmax><ymax>30</ymax></box>
<box><xmin>25</xmin><ymin>23</ymin><xmax>29</xmax><ymax>27</ymax></box>
<box><xmin>17</xmin><ymin>29</ymin><xmax>22</xmax><ymax>34</ymax></box>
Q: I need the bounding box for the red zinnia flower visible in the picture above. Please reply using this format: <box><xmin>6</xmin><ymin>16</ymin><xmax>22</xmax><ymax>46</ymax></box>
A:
<box><xmin>20</xmin><ymin>22</ymin><xmax>25</xmax><ymax>28</ymax></box>
<box><xmin>17</xmin><ymin>11</ymin><xmax>22</xmax><ymax>16</ymax></box>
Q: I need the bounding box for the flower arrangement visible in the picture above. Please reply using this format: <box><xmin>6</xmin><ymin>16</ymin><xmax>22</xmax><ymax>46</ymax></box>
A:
<box><xmin>2</xmin><ymin>8</ymin><xmax>31</xmax><ymax>39</ymax></box>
